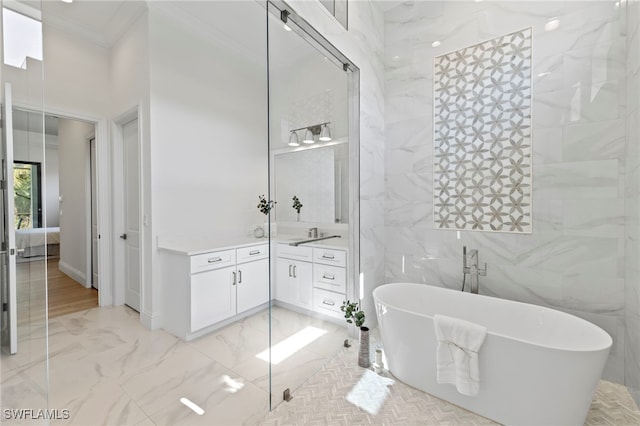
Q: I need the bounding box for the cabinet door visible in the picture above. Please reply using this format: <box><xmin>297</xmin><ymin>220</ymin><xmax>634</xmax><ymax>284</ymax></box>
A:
<box><xmin>292</xmin><ymin>260</ymin><xmax>313</xmax><ymax>309</ymax></box>
<box><xmin>276</xmin><ymin>258</ymin><xmax>295</xmax><ymax>305</ymax></box>
<box><xmin>190</xmin><ymin>265</ymin><xmax>236</xmax><ymax>332</ymax></box>
<box><xmin>237</xmin><ymin>258</ymin><xmax>269</xmax><ymax>314</ymax></box>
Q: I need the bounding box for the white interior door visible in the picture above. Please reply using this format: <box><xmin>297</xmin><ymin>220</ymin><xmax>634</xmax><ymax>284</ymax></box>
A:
<box><xmin>90</xmin><ymin>138</ymin><xmax>99</xmax><ymax>289</ymax></box>
<box><xmin>1</xmin><ymin>84</ymin><xmax>17</xmax><ymax>354</ymax></box>
<box><xmin>123</xmin><ymin>118</ymin><xmax>140</xmax><ymax>311</ymax></box>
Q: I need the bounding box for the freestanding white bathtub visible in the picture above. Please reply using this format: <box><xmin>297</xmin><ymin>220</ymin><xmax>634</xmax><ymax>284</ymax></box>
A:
<box><xmin>373</xmin><ymin>283</ymin><xmax>612</xmax><ymax>426</ymax></box>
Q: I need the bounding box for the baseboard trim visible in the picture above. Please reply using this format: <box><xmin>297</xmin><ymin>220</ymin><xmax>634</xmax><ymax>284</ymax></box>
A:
<box><xmin>58</xmin><ymin>260</ymin><xmax>87</xmax><ymax>286</ymax></box>
<box><xmin>141</xmin><ymin>310</ymin><xmax>161</xmax><ymax>330</ymax></box>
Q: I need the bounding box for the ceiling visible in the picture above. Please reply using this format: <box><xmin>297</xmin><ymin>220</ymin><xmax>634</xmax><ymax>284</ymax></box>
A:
<box><xmin>37</xmin><ymin>0</ymin><xmax>319</xmax><ymax>72</ymax></box>
<box><xmin>41</xmin><ymin>0</ymin><xmax>146</xmax><ymax>47</ymax></box>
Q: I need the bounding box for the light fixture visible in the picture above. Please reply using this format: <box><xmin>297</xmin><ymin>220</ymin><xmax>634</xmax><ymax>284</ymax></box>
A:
<box><xmin>431</xmin><ymin>41</ymin><xmax>441</xmax><ymax>47</ymax></box>
<box><xmin>288</xmin><ymin>131</ymin><xmax>299</xmax><ymax>147</ymax></box>
<box><xmin>303</xmin><ymin>128</ymin><xmax>314</xmax><ymax>144</ymax></box>
<box><xmin>545</xmin><ymin>17</ymin><xmax>560</xmax><ymax>32</ymax></box>
<box><xmin>319</xmin><ymin>123</ymin><xmax>331</xmax><ymax>142</ymax></box>
<box><xmin>288</xmin><ymin>122</ymin><xmax>331</xmax><ymax>146</ymax></box>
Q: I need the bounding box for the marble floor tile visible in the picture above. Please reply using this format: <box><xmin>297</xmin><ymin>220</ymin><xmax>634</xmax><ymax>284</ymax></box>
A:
<box><xmin>188</xmin><ymin>320</ymin><xmax>271</xmax><ymax>371</ymax></box>
<box><xmin>230</xmin><ymin>343</ymin><xmax>327</xmax><ymax>396</ymax></box>
<box><xmin>148</xmin><ymin>377</ymin><xmax>268</xmax><ymax>426</ymax></box>
<box><xmin>50</xmin><ymin>379</ymin><xmax>148</xmax><ymax>426</ymax></box>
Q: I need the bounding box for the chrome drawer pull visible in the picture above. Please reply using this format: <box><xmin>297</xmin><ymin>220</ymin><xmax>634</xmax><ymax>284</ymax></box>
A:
<box><xmin>232</xmin><ymin>271</ymin><xmax>236</xmax><ymax>285</ymax></box>
<box><xmin>208</xmin><ymin>257</ymin><xmax>222</xmax><ymax>263</ymax></box>
<box><xmin>322</xmin><ymin>274</ymin><xmax>335</xmax><ymax>280</ymax></box>
<box><xmin>249</xmin><ymin>250</ymin><xmax>260</xmax><ymax>255</ymax></box>
<box><xmin>322</xmin><ymin>300</ymin><xmax>335</xmax><ymax>306</ymax></box>
<box><xmin>321</xmin><ymin>254</ymin><xmax>335</xmax><ymax>260</ymax></box>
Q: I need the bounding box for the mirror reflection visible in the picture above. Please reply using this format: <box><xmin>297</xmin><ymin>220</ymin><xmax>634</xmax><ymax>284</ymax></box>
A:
<box><xmin>274</xmin><ymin>142</ymin><xmax>348</xmax><ymax>223</ymax></box>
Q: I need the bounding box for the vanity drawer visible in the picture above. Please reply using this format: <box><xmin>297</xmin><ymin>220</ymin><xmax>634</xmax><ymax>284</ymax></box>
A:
<box><xmin>277</xmin><ymin>244</ymin><xmax>313</xmax><ymax>261</ymax></box>
<box><xmin>237</xmin><ymin>244</ymin><xmax>268</xmax><ymax>263</ymax></box>
<box><xmin>313</xmin><ymin>264</ymin><xmax>346</xmax><ymax>293</ymax></box>
<box><xmin>312</xmin><ymin>248</ymin><xmax>346</xmax><ymax>267</ymax></box>
<box><xmin>313</xmin><ymin>288</ymin><xmax>345</xmax><ymax>319</ymax></box>
<box><xmin>190</xmin><ymin>249</ymin><xmax>236</xmax><ymax>273</ymax></box>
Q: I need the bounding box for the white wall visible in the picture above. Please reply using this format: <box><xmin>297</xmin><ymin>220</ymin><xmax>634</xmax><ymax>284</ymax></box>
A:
<box><xmin>148</xmin><ymin>5</ymin><xmax>267</xmax><ymax>239</ymax></box>
<box><xmin>13</xmin><ymin>129</ymin><xmax>59</xmax><ymax>227</ymax></box>
<box><xmin>42</xmin><ymin>23</ymin><xmax>110</xmax><ymax>118</ymax></box>
<box><xmin>109</xmin><ymin>11</ymin><xmax>151</xmax><ymax>318</ymax></box>
<box><xmin>58</xmin><ymin>118</ymin><xmax>93</xmax><ymax>284</ymax></box>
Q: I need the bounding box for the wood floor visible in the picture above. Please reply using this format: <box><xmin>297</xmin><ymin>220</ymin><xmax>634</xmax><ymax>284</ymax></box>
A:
<box><xmin>16</xmin><ymin>258</ymin><xmax>98</xmax><ymax>321</ymax></box>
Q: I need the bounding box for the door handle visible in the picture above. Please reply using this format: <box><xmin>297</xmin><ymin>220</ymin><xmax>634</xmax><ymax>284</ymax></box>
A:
<box><xmin>293</xmin><ymin>265</ymin><xmax>297</xmax><ymax>278</ymax></box>
<box><xmin>288</xmin><ymin>264</ymin><xmax>292</xmax><ymax>277</ymax></box>
<box><xmin>120</xmin><ymin>234</ymin><xmax>127</xmax><ymax>240</ymax></box>
<box><xmin>238</xmin><ymin>270</ymin><xmax>242</xmax><ymax>284</ymax></box>
<box><xmin>232</xmin><ymin>271</ymin><xmax>236</xmax><ymax>286</ymax></box>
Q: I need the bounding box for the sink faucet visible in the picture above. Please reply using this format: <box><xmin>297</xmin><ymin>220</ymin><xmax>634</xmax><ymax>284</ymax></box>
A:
<box><xmin>308</xmin><ymin>227</ymin><xmax>318</xmax><ymax>238</ymax></box>
<box><xmin>462</xmin><ymin>246</ymin><xmax>487</xmax><ymax>294</ymax></box>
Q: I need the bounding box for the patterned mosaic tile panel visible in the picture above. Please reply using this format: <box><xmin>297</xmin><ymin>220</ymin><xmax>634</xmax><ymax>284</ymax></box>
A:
<box><xmin>433</xmin><ymin>28</ymin><xmax>532</xmax><ymax>233</ymax></box>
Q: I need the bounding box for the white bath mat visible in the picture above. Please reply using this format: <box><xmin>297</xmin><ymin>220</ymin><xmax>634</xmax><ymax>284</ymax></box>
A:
<box><xmin>345</xmin><ymin>369</ymin><xmax>395</xmax><ymax>415</ymax></box>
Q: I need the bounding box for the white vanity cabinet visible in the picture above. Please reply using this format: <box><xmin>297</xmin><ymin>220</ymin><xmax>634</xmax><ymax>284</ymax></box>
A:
<box><xmin>236</xmin><ymin>246</ymin><xmax>269</xmax><ymax>314</ymax></box>
<box><xmin>160</xmin><ymin>242</ymin><xmax>269</xmax><ymax>340</ymax></box>
<box><xmin>275</xmin><ymin>243</ymin><xmax>348</xmax><ymax>320</ymax></box>
<box><xmin>275</xmin><ymin>244</ymin><xmax>313</xmax><ymax>309</ymax></box>
<box><xmin>191</xmin><ymin>262</ymin><xmax>237</xmax><ymax>331</ymax></box>
<box><xmin>312</xmin><ymin>247</ymin><xmax>347</xmax><ymax>319</ymax></box>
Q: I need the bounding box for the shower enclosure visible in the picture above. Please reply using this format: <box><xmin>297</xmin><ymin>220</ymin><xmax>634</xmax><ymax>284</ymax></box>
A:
<box><xmin>0</xmin><ymin>0</ymin><xmax>359</xmax><ymax>422</ymax></box>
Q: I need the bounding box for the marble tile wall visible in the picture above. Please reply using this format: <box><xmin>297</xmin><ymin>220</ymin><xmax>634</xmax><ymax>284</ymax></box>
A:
<box><xmin>384</xmin><ymin>1</ymin><xmax>628</xmax><ymax>382</ymax></box>
<box><xmin>626</xmin><ymin>0</ymin><xmax>640</xmax><ymax>406</ymax></box>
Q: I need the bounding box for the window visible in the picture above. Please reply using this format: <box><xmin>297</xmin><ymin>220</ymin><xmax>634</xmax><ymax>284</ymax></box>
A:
<box><xmin>3</xmin><ymin>7</ymin><xmax>42</xmax><ymax>69</ymax></box>
<box><xmin>14</xmin><ymin>162</ymin><xmax>42</xmax><ymax>229</ymax></box>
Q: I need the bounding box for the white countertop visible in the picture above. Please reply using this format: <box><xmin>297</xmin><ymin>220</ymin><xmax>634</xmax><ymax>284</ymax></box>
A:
<box><xmin>158</xmin><ymin>233</ymin><xmax>348</xmax><ymax>256</ymax></box>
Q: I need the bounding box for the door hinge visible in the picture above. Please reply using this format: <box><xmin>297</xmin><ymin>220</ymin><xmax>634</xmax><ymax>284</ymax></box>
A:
<box><xmin>2</xmin><ymin>303</ymin><xmax>7</xmax><ymax>312</ymax></box>
<box><xmin>0</xmin><ymin>180</ymin><xmax>5</xmax><ymax>190</ymax></box>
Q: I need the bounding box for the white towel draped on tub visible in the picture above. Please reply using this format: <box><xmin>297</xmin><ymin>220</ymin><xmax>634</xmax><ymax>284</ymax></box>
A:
<box><xmin>434</xmin><ymin>314</ymin><xmax>487</xmax><ymax>396</ymax></box>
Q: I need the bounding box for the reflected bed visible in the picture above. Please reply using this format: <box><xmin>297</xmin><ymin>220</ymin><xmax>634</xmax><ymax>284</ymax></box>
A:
<box><xmin>16</xmin><ymin>226</ymin><xmax>60</xmax><ymax>258</ymax></box>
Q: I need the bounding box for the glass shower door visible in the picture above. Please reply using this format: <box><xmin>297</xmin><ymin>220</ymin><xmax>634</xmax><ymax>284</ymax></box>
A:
<box><xmin>0</xmin><ymin>0</ymin><xmax>49</xmax><ymax>417</ymax></box>
<box><xmin>266</xmin><ymin>1</ymin><xmax>359</xmax><ymax>410</ymax></box>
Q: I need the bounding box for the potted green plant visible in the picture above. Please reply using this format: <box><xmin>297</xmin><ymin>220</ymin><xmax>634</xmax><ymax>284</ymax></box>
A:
<box><xmin>341</xmin><ymin>300</ymin><xmax>370</xmax><ymax>368</ymax></box>
<box><xmin>292</xmin><ymin>195</ymin><xmax>303</xmax><ymax>221</ymax></box>
<box><xmin>257</xmin><ymin>195</ymin><xmax>276</xmax><ymax>237</ymax></box>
